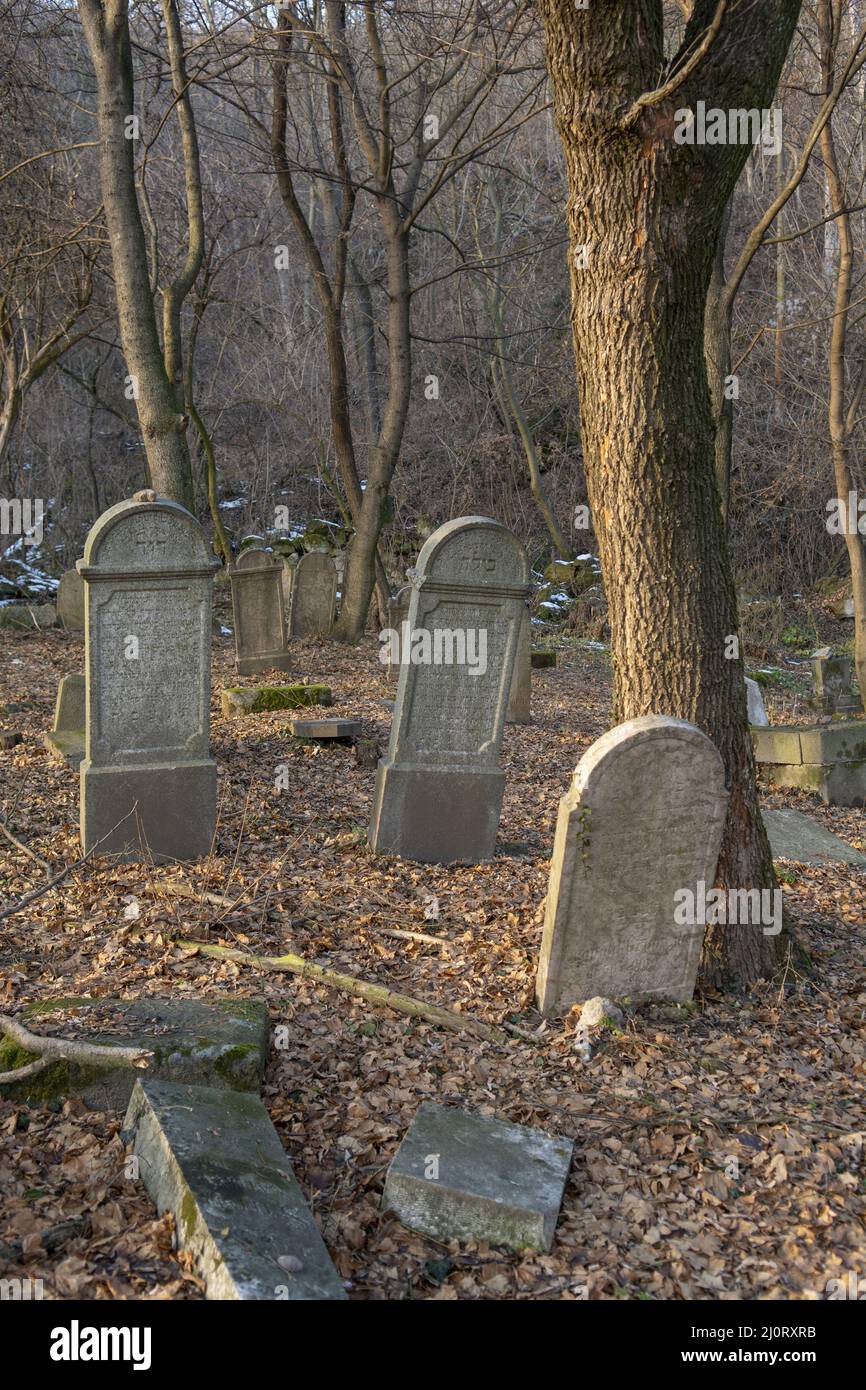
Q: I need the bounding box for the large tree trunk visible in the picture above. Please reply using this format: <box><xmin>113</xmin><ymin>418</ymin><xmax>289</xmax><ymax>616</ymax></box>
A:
<box><xmin>538</xmin><ymin>0</ymin><xmax>802</xmax><ymax>988</ymax></box>
<box><xmin>704</xmin><ymin>200</ymin><xmax>734</xmax><ymax>519</ymax></box>
<box><xmin>78</xmin><ymin>0</ymin><xmax>194</xmax><ymax>510</ymax></box>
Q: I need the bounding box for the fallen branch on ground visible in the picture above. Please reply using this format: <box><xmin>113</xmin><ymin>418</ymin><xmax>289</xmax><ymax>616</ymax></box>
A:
<box><xmin>0</xmin><ymin>1014</ymin><xmax>152</xmax><ymax>1084</ymax></box>
<box><xmin>178</xmin><ymin>939</ymin><xmax>510</xmax><ymax>1044</ymax></box>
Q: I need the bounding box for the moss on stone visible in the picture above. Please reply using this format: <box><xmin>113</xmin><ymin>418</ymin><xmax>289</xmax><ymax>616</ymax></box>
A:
<box><xmin>223</xmin><ymin>684</ymin><xmax>332</xmax><ymax>714</ymax></box>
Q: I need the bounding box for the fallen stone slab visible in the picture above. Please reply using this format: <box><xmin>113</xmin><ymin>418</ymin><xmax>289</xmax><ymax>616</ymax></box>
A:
<box><xmin>763</xmin><ymin>807</ymin><xmax>866</xmax><ymax>867</ymax></box>
<box><xmin>382</xmin><ymin>1101</ymin><xmax>573</xmax><ymax>1253</ymax></box>
<box><xmin>287</xmin><ymin>717</ymin><xmax>361</xmax><ymax>742</ymax></box>
<box><xmin>125</xmin><ymin>1078</ymin><xmax>347</xmax><ymax>1300</ymax></box>
<box><xmin>0</xmin><ymin>996</ymin><xmax>269</xmax><ymax>1107</ymax></box>
<box><xmin>0</xmin><ymin>603</ymin><xmax>56</xmax><ymax>629</ymax></box>
<box><xmin>221</xmin><ymin>684</ymin><xmax>332</xmax><ymax>718</ymax></box>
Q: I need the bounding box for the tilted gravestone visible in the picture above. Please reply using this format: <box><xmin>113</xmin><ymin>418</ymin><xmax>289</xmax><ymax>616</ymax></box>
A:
<box><xmin>288</xmin><ymin>551</ymin><xmax>337</xmax><ymax>638</ymax></box>
<box><xmin>43</xmin><ymin>672</ymin><xmax>85</xmax><ymax>767</ymax></box>
<box><xmin>812</xmin><ymin>655</ymin><xmax>862</xmax><ymax>715</ymax></box>
<box><xmin>536</xmin><ymin>715</ymin><xmax>729</xmax><ymax>1012</ymax></box>
<box><xmin>369</xmin><ymin>516</ymin><xmax>531</xmax><ymax>863</ymax></box>
<box><xmin>78</xmin><ymin>492</ymin><xmax>219</xmax><ymax>862</ymax></box>
<box><xmin>57</xmin><ymin>569</ymin><xmax>85</xmax><ymax>629</ymax></box>
<box><xmin>506</xmin><ymin>606</ymin><xmax>531</xmax><ymax>724</ymax></box>
<box><xmin>228</xmin><ymin>547</ymin><xmax>291</xmax><ymax>675</ymax></box>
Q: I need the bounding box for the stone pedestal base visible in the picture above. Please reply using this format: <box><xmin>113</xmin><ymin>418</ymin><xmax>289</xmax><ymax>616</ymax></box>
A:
<box><xmin>81</xmin><ymin>759</ymin><xmax>217</xmax><ymax>861</ymax></box>
<box><xmin>369</xmin><ymin>761</ymin><xmax>504</xmax><ymax>863</ymax></box>
<box><xmin>236</xmin><ymin>652</ymin><xmax>292</xmax><ymax>676</ymax></box>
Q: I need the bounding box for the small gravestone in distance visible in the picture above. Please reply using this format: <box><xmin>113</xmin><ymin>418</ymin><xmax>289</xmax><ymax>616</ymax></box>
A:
<box><xmin>288</xmin><ymin>552</ymin><xmax>337</xmax><ymax>637</ymax></box>
<box><xmin>78</xmin><ymin>492</ymin><xmax>219</xmax><ymax>862</ymax></box>
<box><xmin>369</xmin><ymin>516</ymin><xmax>531</xmax><ymax>863</ymax></box>
<box><xmin>228</xmin><ymin>548</ymin><xmax>291</xmax><ymax>674</ymax></box>
<box><xmin>506</xmin><ymin>607</ymin><xmax>531</xmax><ymax>724</ymax></box>
<box><xmin>57</xmin><ymin>569</ymin><xmax>85</xmax><ymax>629</ymax></box>
<box><xmin>812</xmin><ymin>654</ymin><xmax>862</xmax><ymax>715</ymax></box>
<box><xmin>43</xmin><ymin>672</ymin><xmax>85</xmax><ymax>767</ymax></box>
<box><xmin>745</xmin><ymin>676</ymin><xmax>768</xmax><ymax>726</ymax></box>
<box><xmin>536</xmin><ymin>715</ymin><xmax>729</xmax><ymax>1012</ymax></box>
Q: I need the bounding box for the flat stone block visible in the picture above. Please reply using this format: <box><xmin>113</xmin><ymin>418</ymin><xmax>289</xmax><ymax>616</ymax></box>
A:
<box><xmin>382</xmin><ymin>1102</ymin><xmax>573</xmax><ymax>1253</ymax></box>
<box><xmin>80</xmin><ymin>758</ymin><xmax>217</xmax><ymax>861</ymax></box>
<box><xmin>799</xmin><ymin>720</ymin><xmax>866</xmax><ymax>765</ymax></box>
<box><xmin>763</xmin><ymin>808</ymin><xmax>866</xmax><ymax>866</ymax></box>
<box><xmin>288</xmin><ymin>718</ymin><xmax>361</xmax><ymax>740</ymax></box>
<box><xmin>369</xmin><ymin>762</ymin><xmax>504</xmax><ymax>863</ymax></box>
<box><xmin>42</xmin><ymin>729</ymin><xmax>85</xmax><ymax>768</ymax></box>
<box><xmin>0</xmin><ymin>996</ymin><xmax>269</xmax><ymax>1107</ymax></box>
<box><xmin>751</xmin><ymin>727</ymin><xmax>805</xmax><ymax>765</ymax></box>
<box><xmin>125</xmin><ymin>1079</ymin><xmax>347</xmax><ymax>1300</ymax></box>
<box><xmin>530</xmin><ymin>650</ymin><xmax>556</xmax><ymax>669</ymax></box>
<box><xmin>221</xmin><ymin>684</ymin><xmax>332</xmax><ymax>717</ymax></box>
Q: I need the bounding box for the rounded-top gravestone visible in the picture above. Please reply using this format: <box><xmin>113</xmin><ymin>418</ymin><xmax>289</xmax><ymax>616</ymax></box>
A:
<box><xmin>228</xmin><ymin>546</ymin><xmax>291</xmax><ymax>675</ymax></box>
<box><xmin>78</xmin><ymin>493</ymin><xmax>219</xmax><ymax>862</ymax></box>
<box><xmin>369</xmin><ymin>516</ymin><xmax>531</xmax><ymax>863</ymax></box>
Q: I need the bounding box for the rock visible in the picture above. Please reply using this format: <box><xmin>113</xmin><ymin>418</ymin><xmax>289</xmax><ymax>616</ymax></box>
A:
<box><xmin>125</xmin><ymin>1079</ymin><xmax>347</xmax><ymax>1300</ymax></box>
<box><xmin>0</xmin><ymin>603</ymin><xmax>56</xmax><ymax>629</ymax></box>
<box><xmin>0</xmin><ymin>731</ymin><xmax>22</xmax><ymax>749</ymax></box>
<box><xmin>578</xmin><ymin>997</ymin><xmax>624</xmax><ymax>1030</ymax></box>
<box><xmin>354</xmin><ymin>737</ymin><xmax>381</xmax><ymax>769</ymax></box>
<box><xmin>382</xmin><ymin>1101</ymin><xmax>573</xmax><ymax>1253</ymax></box>
<box><xmin>221</xmin><ymin>683</ymin><xmax>332</xmax><ymax>717</ymax></box>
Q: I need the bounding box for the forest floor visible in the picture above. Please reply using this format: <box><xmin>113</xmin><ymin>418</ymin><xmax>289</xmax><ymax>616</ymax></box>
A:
<box><xmin>0</xmin><ymin>611</ymin><xmax>864</xmax><ymax>1301</ymax></box>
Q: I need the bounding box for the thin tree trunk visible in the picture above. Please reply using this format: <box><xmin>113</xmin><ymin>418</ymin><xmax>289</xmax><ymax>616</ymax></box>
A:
<box><xmin>78</xmin><ymin>0</ymin><xmax>194</xmax><ymax>509</ymax></box>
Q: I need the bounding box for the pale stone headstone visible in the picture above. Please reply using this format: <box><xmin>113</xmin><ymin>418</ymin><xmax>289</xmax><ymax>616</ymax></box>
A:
<box><xmin>288</xmin><ymin>551</ymin><xmax>337</xmax><ymax>637</ymax></box>
<box><xmin>536</xmin><ymin>715</ymin><xmax>729</xmax><ymax>1012</ymax></box>
<box><xmin>78</xmin><ymin>493</ymin><xmax>219</xmax><ymax>862</ymax></box>
<box><xmin>57</xmin><ymin>569</ymin><xmax>85</xmax><ymax>629</ymax></box>
<box><xmin>506</xmin><ymin>607</ymin><xmax>531</xmax><ymax>724</ymax></box>
<box><xmin>745</xmin><ymin>675</ymin><xmax>768</xmax><ymax>726</ymax></box>
<box><xmin>369</xmin><ymin>516</ymin><xmax>531</xmax><ymax>863</ymax></box>
<box><xmin>228</xmin><ymin>547</ymin><xmax>291</xmax><ymax>675</ymax></box>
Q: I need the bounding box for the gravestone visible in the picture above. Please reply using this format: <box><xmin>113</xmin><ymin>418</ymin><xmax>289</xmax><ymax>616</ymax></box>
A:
<box><xmin>812</xmin><ymin>655</ymin><xmax>862</xmax><ymax>715</ymax></box>
<box><xmin>228</xmin><ymin>547</ymin><xmax>291</xmax><ymax>674</ymax></box>
<box><xmin>383</xmin><ymin>584</ymin><xmax>411</xmax><ymax>683</ymax></box>
<box><xmin>42</xmin><ymin>672</ymin><xmax>85</xmax><ymax>767</ymax></box>
<box><xmin>78</xmin><ymin>492</ymin><xmax>219</xmax><ymax>862</ymax></box>
<box><xmin>369</xmin><ymin>516</ymin><xmax>531</xmax><ymax>862</ymax></box>
<box><xmin>536</xmin><ymin>715</ymin><xmax>729</xmax><ymax>1012</ymax></box>
<box><xmin>506</xmin><ymin>607</ymin><xmax>531</xmax><ymax>724</ymax></box>
<box><xmin>57</xmin><ymin>569</ymin><xmax>85</xmax><ymax>629</ymax></box>
<box><xmin>288</xmin><ymin>551</ymin><xmax>337</xmax><ymax>637</ymax></box>
<box><xmin>745</xmin><ymin>676</ymin><xmax>768</xmax><ymax>726</ymax></box>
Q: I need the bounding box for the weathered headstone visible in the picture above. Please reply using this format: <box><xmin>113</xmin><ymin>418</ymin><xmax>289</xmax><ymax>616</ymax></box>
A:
<box><xmin>369</xmin><ymin>516</ymin><xmax>531</xmax><ymax>863</ymax></box>
<box><xmin>57</xmin><ymin>568</ymin><xmax>85</xmax><ymax>629</ymax></box>
<box><xmin>228</xmin><ymin>547</ymin><xmax>291</xmax><ymax>674</ymax></box>
<box><xmin>536</xmin><ymin>715</ymin><xmax>729</xmax><ymax>1012</ymax></box>
<box><xmin>382</xmin><ymin>1102</ymin><xmax>572</xmax><ymax>1254</ymax></box>
<box><xmin>763</xmin><ymin>807</ymin><xmax>866</xmax><ymax>867</ymax></box>
<box><xmin>78</xmin><ymin>492</ymin><xmax>219</xmax><ymax>862</ymax></box>
<box><xmin>125</xmin><ymin>1079</ymin><xmax>346</xmax><ymax>1300</ymax></box>
<box><xmin>506</xmin><ymin>606</ymin><xmax>531</xmax><ymax>724</ymax></box>
<box><xmin>745</xmin><ymin>675</ymin><xmax>769</xmax><ymax>726</ymax></box>
<box><xmin>42</xmin><ymin>672</ymin><xmax>85</xmax><ymax>767</ymax></box>
<box><xmin>812</xmin><ymin>655</ymin><xmax>862</xmax><ymax>715</ymax></box>
<box><xmin>288</xmin><ymin>551</ymin><xmax>337</xmax><ymax>637</ymax></box>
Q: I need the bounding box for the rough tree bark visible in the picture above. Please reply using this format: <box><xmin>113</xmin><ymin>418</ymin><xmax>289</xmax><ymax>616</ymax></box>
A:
<box><xmin>78</xmin><ymin>0</ymin><xmax>194</xmax><ymax>509</ymax></box>
<box><xmin>537</xmin><ymin>0</ymin><xmax>802</xmax><ymax>988</ymax></box>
